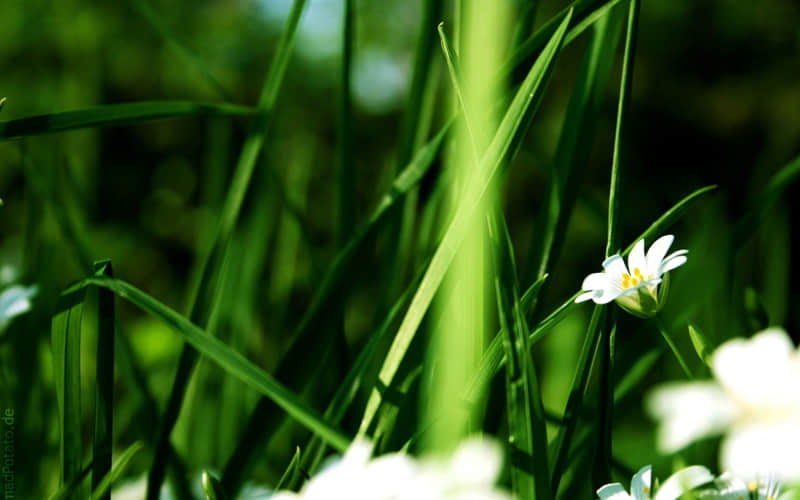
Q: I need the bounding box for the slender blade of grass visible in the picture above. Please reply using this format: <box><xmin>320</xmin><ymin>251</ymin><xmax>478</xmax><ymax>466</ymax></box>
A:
<box><xmin>688</xmin><ymin>323</ymin><xmax>714</xmax><ymax>366</ymax></box>
<box><xmin>275</xmin><ymin>447</ymin><xmax>303</xmax><ymax>491</ymax></box>
<box><xmin>78</xmin><ymin>275</ymin><xmax>351</xmax><ymax>451</ymax></box>
<box><xmin>146</xmin><ymin>0</ymin><xmax>309</xmax><ymax>496</ymax></box>
<box><xmin>549</xmin><ymin>305</ymin><xmax>605</xmax><ymax>494</ymax></box>
<box><xmin>0</xmin><ymin>101</ymin><xmax>255</xmax><ymax>140</ymax></box>
<box><xmin>335</xmin><ymin>0</ymin><xmax>355</xmax><ymax>247</ymax></box>
<box><xmin>489</xmin><ymin>210</ymin><xmax>551</xmax><ymax>500</ymax></box>
<box><xmin>51</xmin><ymin>285</ymin><xmax>86</xmax><ymax>498</ymax></box>
<box><xmin>201</xmin><ymin>472</ymin><xmax>229</xmax><ymax>500</ymax></box>
<box><xmin>91</xmin><ymin>261</ymin><xmax>114</xmax><ymax>500</ymax></box>
<box><xmin>89</xmin><ymin>442</ymin><xmax>144</xmax><ymax>500</ymax></box>
<box><xmin>358</xmin><ymin>9</ymin><xmax>574</xmax><ymax>439</ymax></box>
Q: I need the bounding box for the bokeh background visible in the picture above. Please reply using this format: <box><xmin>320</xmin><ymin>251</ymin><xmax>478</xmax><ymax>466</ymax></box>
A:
<box><xmin>1</xmin><ymin>0</ymin><xmax>799</xmax><ymax>496</ymax></box>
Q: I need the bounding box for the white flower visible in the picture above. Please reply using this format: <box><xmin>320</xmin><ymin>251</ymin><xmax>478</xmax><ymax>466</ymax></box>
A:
<box><xmin>271</xmin><ymin>437</ymin><xmax>511</xmax><ymax>500</ymax></box>
<box><xmin>575</xmin><ymin>234</ymin><xmax>688</xmax><ymax>317</ymax></box>
<box><xmin>646</xmin><ymin>328</ymin><xmax>800</xmax><ymax>483</ymax></box>
<box><xmin>597</xmin><ymin>464</ymin><xmax>714</xmax><ymax>500</ymax></box>
<box><xmin>0</xmin><ymin>284</ymin><xmax>38</xmax><ymax>334</ymax></box>
<box><xmin>698</xmin><ymin>472</ymin><xmax>795</xmax><ymax>500</ymax></box>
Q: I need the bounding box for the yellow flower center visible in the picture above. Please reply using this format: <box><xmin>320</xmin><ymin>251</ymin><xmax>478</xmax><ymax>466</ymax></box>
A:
<box><xmin>621</xmin><ymin>268</ymin><xmax>651</xmax><ymax>289</ymax></box>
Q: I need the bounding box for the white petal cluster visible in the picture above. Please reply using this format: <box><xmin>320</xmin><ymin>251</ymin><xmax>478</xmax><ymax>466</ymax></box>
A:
<box><xmin>270</xmin><ymin>437</ymin><xmax>511</xmax><ymax>500</ymax></box>
<box><xmin>0</xmin><ymin>283</ymin><xmax>37</xmax><ymax>334</ymax></box>
<box><xmin>597</xmin><ymin>464</ymin><xmax>714</xmax><ymax>500</ymax></box>
<box><xmin>646</xmin><ymin>328</ymin><xmax>800</xmax><ymax>483</ymax></box>
<box><xmin>576</xmin><ymin>235</ymin><xmax>687</xmax><ymax>317</ymax></box>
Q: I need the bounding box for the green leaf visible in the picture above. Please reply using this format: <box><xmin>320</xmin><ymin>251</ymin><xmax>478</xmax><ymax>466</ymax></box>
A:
<box><xmin>0</xmin><ymin>101</ymin><xmax>255</xmax><ymax>140</ymax></box>
<box><xmin>51</xmin><ymin>284</ymin><xmax>87</xmax><ymax>497</ymax></box>
<box><xmin>80</xmin><ymin>275</ymin><xmax>351</xmax><ymax>453</ymax></box>
<box><xmin>688</xmin><ymin>324</ymin><xmax>714</xmax><ymax>366</ymax></box>
<box><xmin>90</xmin><ymin>442</ymin><xmax>145</xmax><ymax>500</ymax></box>
<box><xmin>91</xmin><ymin>261</ymin><xmax>115</xmax><ymax>500</ymax></box>
<box><xmin>358</xmin><ymin>7</ymin><xmax>574</xmax><ymax>439</ymax></box>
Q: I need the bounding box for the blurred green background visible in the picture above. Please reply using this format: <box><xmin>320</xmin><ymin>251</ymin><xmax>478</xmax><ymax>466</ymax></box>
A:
<box><xmin>1</xmin><ymin>0</ymin><xmax>799</xmax><ymax>497</ymax></box>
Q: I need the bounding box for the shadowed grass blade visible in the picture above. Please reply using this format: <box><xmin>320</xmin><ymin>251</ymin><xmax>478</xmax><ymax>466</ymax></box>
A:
<box><xmin>51</xmin><ymin>285</ymin><xmax>87</xmax><ymax>498</ymax></box>
<box><xmin>335</xmin><ymin>0</ymin><xmax>355</xmax><ymax>247</ymax></box>
<box><xmin>91</xmin><ymin>261</ymin><xmax>115</xmax><ymax>500</ymax></box>
<box><xmin>275</xmin><ymin>447</ymin><xmax>302</xmax><ymax>491</ymax></box>
<box><xmin>0</xmin><ymin>101</ymin><xmax>255</xmax><ymax>140</ymax></box>
<box><xmin>90</xmin><ymin>442</ymin><xmax>144</xmax><ymax>500</ymax></box>
<box><xmin>358</xmin><ymin>9</ymin><xmax>574</xmax><ymax>439</ymax></box>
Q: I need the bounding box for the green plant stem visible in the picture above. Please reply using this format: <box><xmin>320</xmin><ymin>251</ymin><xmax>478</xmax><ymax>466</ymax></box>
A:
<box><xmin>654</xmin><ymin>315</ymin><xmax>693</xmax><ymax>379</ymax></box>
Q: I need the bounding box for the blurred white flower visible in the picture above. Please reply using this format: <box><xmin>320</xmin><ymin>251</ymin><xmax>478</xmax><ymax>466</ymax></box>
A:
<box><xmin>271</xmin><ymin>437</ymin><xmax>511</xmax><ymax>500</ymax></box>
<box><xmin>597</xmin><ymin>464</ymin><xmax>713</xmax><ymax>500</ymax></box>
<box><xmin>0</xmin><ymin>284</ymin><xmax>38</xmax><ymax>333</ymax></box>
<box><xmin>697</xmin><ymin>472</ymin><xmax>798</xmax><ymax>500</ymax></box>
<box><xmin>646</xmin><ymin>328</ymin><xmax>800</xmax><ymax>483</ymax></box>
<box><xmin>575</xmin><ymin>235</ymin><xmax>687</xmax><ymax>318</ymax></box>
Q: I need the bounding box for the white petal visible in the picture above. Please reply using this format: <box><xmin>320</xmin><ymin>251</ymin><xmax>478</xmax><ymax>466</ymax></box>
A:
<box><xmin>583</xmin><ymin>272</ymin><xmax>613</xmax><ymax>291</ymax></box>
<box><xmin>645</xmin><ymin>382</ymin><xmax>737</xmax><ymax>452</ymax></box>
<box><xmin>603</xmin><ymin>255</ymin><xmax>629</xmax><ymax>277</ymax></box>
<box><xmin>444</xmin><ymin>437</ymin><xmax>503</xmax><ymax>488</ymax></box>
<box><xmin>598</xmin><ymin>483</ymin><xmax>632</xmax><ymax>500</ymax></box>
<box><xmin>654</xmin><ymin>466</ymin><xmax>714</xmax><ymax>500</ymax></box>
<box><xmin>721</xmin><ymin>420</ymin><xmax>800</xmax><ymax>484</ymax></box>
<box><xmin>0</xmin><ymin>284</ymin><xmax>38</xmax><ymax>330</ymax></box>
<box><xmin>646</xmin><ymin>235</ymin><xmax>675</xmax><ymax>274</ymax></box>
<box><xmin>631</xmin><ymin>465</ymin><xmax>653</xmax><ymax>500</ymax></box>
<box><xmin>576</xmin><ymin>291</ymin><xmax>597</xmax><ymax>303</ymax></box>
<box><xmin>658</xmin><ymin>255</ymin><xmax>688</xmax><ymax>275</ymax></box>
<box><xmin>594</xmin><ymin>286</ymin><xmax>624</xmax><ymax>304</ymax></box>
<box><xmin>711</xmin><ymin>328</ymin><xmax>800</xmax><ymax>409</ymax></box>
<box><xmin>628</xmin><ymin>239</ymin><xmax>648</xmax><ymax>279</ymax></box>
<box><xmin>709</xmin><ymin>472</ymin><xmax>750</xmax><ymax>500</ymax></box>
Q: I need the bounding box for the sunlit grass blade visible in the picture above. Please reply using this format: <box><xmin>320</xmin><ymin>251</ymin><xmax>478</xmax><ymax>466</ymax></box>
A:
<box><xmin>220</xmin><ymin>122</ymin><xmax>449</xmax><ymax>496</ymax></box>
<box><xmin>549</xmin><ymin>305</ymin><xmax>605</xmax><ymax>494</ymax></box>
<box><xmin>76</xmin><ymin>275</ymin><xmax>350</xmax><ymax>451</ymax></box>
<box><xmin>51</xmin><ymin>285</ymin><xmax>87</xmax><ymax>498</ymax></box>
<box><xmin>128</xmin><ymin>0</ymin><xmax>231</xmax><ymax>99</ymax></box>
<box><xmin>0</xmin><ymin>97</ymin><xmax>5</xmax><ymax>112</ymax></box>
<box><xmin>0</xmin><ymin>101</ymin><xmax>255</xmax><ymax>140</ymax></box>
<box><xmin>489</xmin><ymin>210</ymin><xmax>551</xmax><ymax>500</ymax></box>
<box><xmin>91</xmin><ymin>261</ymin><xmax>115</xmax><ymax>500</ymax></box>
<box><xmin>147</xmin><ymin>0</ymin><xmax>309</xmax><ymax>495</ymax></box>
<box><xmin>89</xmin><ymin>442</ymin><xmax>144</xmax><ymax>500</ymax></box>
<box><xmin>523</xmin><ymin>3</ymin><xmax>624</xmax><ymax>283</ymax></box>
<box><xmin>358</xmin><ymin>8</ymin><xmax>574</xmax><ymax>439</ymax></box>
<box><xmin>275</xmin><ymin>447</ymin><xmax>303</xmax><ymax>491</ymax></box>
<box><xmin>688</xmin><ymin>323</ymin><xmax>714</xmax><ymax>366</ymax></box>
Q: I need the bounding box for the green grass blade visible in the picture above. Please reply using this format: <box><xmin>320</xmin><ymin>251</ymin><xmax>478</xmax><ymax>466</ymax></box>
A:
<box><xmin>91</xmin><ymin>261</ymin><xmax>115</xmax><ymax>500</ymax></box>
<box><xmin>549</xmin><ymin>305</ymin><xmax>605</xmax><ymax>494</ymax></box>
<box><xmin>335</xmin><ymin>0</ymin><xmax>355</xmax><ymax>247</ymax></box>
<box><xmin>128</xmin><ymin>0</ymin><xmax>231</xmax><ymax>99</ymax></box>
<box><xmin>147</xmin><ymin>0</ymin><xmax>309</xmax><ymax>495</ymax></box>
<box><xmin>358</xmin><ymin>9</ymin><xmax>574</xmax><ymax>438</ymax></box>
<box><xmin>605</xmin><ymin>0</ymin><xmax>639</xmax><ymax>257</ymax></box>
<box><xmin>79</xmin><ymin>275</ymin><xmax>350</xmax><ymax>452</ymax></box>
<box><xmin>593</xmin><ymin>316</ymin><xmax>616</xmax><ymax>487</ymax></box>
<box><xmin>622</xmin><ymin>185</ymin><xmax>718</xmax><ymax>255</ymax></box>
<box><xmin>274</xmin><ymin>447</ymin><xmax>302</xmax><ymax>491</ymax></box>
<box><xmin>201</xmin><ymin>471</ymin><xmax>229</xmax><ymax>500</ymax></box>
<box><xmin>0</xmin><ymin>101</ymin><xmax>255</xmax><ymax>140</ymax></box>
<box><xmin>732</xmin><ymin>154</ymin><xmax>800</xmax><ymax>245</ymax></box>
<box><xmin>51</xmin><ymin>285</ymin><xmax>87</xmax><ymax>498</ymax></box>
<box><xmin>489</xmin><ymin>210</ymin><xmax>551</xmax><ymax>500</ymax></box>
<box><xmin>89</xmin><ymin>442</ymin><xmax>144</xmax><ymax>500</ymax></box>
<box><xmin>219</xmin><ymin>122</ymin><xmax>450</xmax><ymax>496</ymax></box>
<box><xmin>0</xmin><ymin>97</ymin><xmax>5</xmax><ymax>112</ymax></box>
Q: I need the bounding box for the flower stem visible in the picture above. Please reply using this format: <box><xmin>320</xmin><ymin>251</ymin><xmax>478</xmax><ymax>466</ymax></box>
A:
<box><xmin>653</xmin><ymin>316</ymin><xmax>693</xmax><ymax>379</ymax></box>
